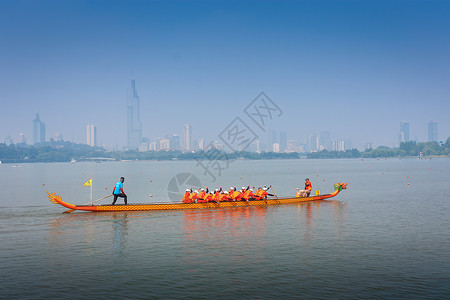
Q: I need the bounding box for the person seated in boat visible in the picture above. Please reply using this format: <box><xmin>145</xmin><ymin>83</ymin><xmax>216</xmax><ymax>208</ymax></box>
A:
<box><xmin>218</xmin><ymin>191</ymin><xmax>230</xmax><ymax>202</ymax></box>
<box><xmin>259</xmin><ymin>187</ymin><xmax>270</xmax><ymax>200</ymax></box>
<box><xmin>182</xmin><ymin>189</ymin><xmax>192</xmax><ymax>203</ymax></box>
<box><xmin>197</xmin><ymin>188</ymin><xmax>206</xmax><ymax>201</ymax></box>
<box><xmin>295</xmin><ymin>188</ymin><xmax>302</xmax><ymax>197</ymax></box>
<box><xmin>238</xmin><ymin>187</ymin><xmax>247</xmax><ymax>201</ymax></box>
<box><xmin>230</xmin><ymin>188</ymin><xmax>243</xmax><ymax>201</ymax></box>
<box><xmin>189</xmin><ymin>189</ymin><xmax>199</xmax><ymax>203</ymax></box>
<box><xmin>112</xmin><ymin>177</ymin><xmax>127</xmax><ymax>205</ymax></box>
<box><xmin>197</xmin><ymin>192</ymin><xmax>209</xmax><ymax>203</ymax></box>
<box><xmin>207</xmin><ymin>192</ymin><xmax>216</xmax><ymax>203</ymax></box>
<box><xmin>212</xmin><ymin>189</ymin><xmax>220</xmax><ymax>202</ymax></box>
<box><xmin>303</xmin><ymin>178</ymin><xmax>312</xmax><ymax>197</ymax></box>
<box><xmin>228</xmin><ymin>186</ymin><xmax>235</xmax><ymax>195</ymax></box>
<box><xmin>254</xmin><ymin>187</ymin><xmax>262</xmax><ymax>199</ymax></box>
<box><xmin>242</xmin><ymin>188</ymin><xmax>254</xmax><ymax>201</ymax></box>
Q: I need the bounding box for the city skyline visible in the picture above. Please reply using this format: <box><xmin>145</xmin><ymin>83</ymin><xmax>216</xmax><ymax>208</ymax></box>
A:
<box><xmin>3</xmin><ymin>111</ymin><xmax>447</xmax><ymax>153</ymax></box>
<box><xmin>1</xmin><ymin>1</ymin><xmax>449</xmax><ymax>148</ymax></box>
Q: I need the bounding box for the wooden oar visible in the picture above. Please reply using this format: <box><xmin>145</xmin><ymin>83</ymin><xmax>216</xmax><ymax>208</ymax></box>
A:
<box><xmin>270</xmin><ymin>186</ymin><xmax>279</xmax><ymax>200</ymax></box>
<box><xmin>63</xmin><ymin>194</ymin><xmax>114</xmax><ymax>213</ymax></box>
<box><xmin>85</xmin><ymin>194</ymin><xmax>113</xmax><ymax>206</ymax></box>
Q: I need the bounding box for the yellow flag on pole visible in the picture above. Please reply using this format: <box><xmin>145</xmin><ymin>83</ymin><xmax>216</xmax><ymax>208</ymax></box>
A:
<box><xmin>83</xmin><ymin>179</ymin><xmax>92</xmax><ymax>187</ymax></box>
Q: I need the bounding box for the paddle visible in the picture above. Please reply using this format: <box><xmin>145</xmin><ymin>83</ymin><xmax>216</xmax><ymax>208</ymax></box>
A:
<box><xmin>63</xmin><ymin>194</ymin><xmax>114</xmax><ymax>213</ymax></box>
<box><xmin>270</xmin><ymin>186</ymin><xmax>279</xmax><ymax>200</ymax></box>
<box><xmin>86</xmin><ymin>194</ymin><xmax>113</xmax><ymax>206</ymax></box>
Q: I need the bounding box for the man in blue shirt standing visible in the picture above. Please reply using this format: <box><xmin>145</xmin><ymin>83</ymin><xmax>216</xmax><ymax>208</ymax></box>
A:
<box><xmin>112</xmin><ymin>177</ymin><xmax>127</xmax><ymax>205</ymax></box>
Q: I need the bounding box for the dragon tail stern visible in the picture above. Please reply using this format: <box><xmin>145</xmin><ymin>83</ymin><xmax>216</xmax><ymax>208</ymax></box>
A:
<box><xmin>47</xmin><ymin>191</ymin><xmax>76</xmax><ymax>209</ymax></box>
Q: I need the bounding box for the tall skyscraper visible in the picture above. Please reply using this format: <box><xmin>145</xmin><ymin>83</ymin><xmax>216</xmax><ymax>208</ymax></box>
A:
<box><xmin>184</xmin><ymin>124</ymin><xmax>192</xmax><ymax>151</ymax></box>
<box><xmin>428</xmin><ymin>121</ymin><xmax>438</xmax><ymax>142</ymax></box>
<box><xmin>127</xmin><ymin>79</ymin><xmax>142</xmax><ymax>150</ymax></box>
<box><xmin>33</xmin><ymin>113</ymin><xmax>46</xmax><ymax>144</ymax></box>
<box><xmin>86</xmin><ymin>124</ymin><xmax>97</xmax><ymax>147</ymax></box>
<box><xmin>310</xmin><ymin>134</ymin><xmax>318</xmax><ymax>152</ymax></box>
<box><xmin>399</xmin><ymin>121</ymin><xmax>410</xmax><ymax>144</ymax></box>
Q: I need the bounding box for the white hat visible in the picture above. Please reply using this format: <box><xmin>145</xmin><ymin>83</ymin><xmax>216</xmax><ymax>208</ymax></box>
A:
<box><xmin>201</xmin><ymin>188</ymin><xmax>204</xmax><ymax>191</ymax></box>
<box><xmin>263</xmin><ymin>188</ymin><xmax>267</xmax><ymax>190</ymax></box>
<box><xmin>224</xmin><ymin>191</ymin><xmax>228</xmax><ymax>194</ymax></box>
<box><xmin>186</xmin><ymin>189</ymin><xmax>190</xmax><ymax>192</ymax></box>
<box><xmin>242</xmin><ymin>187</ymin><xmax>245</xmax><ymax>190</ymax></box>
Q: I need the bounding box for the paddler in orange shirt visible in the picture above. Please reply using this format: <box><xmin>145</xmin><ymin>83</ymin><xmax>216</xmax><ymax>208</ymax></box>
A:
<box><xmin>182</xmin><ymin>189</ymin><xmax>191</xmax><ymax>203</ymax></box>
<box><xmin>198</xmin><ymin>188</ymin><xmax>206</xmax><ymax>201</ymax></box>
<box><xmin>189</xmin><ymin>189</ymin><xmax>199</xmax><ymax>203</ymax></box>
<box><xmin>242</xmin><ymin>188</ymin><xmax>254</xmax><ymax>201</ymax></box>
<box><xmin>231</xmin><ymin>188</ymin><xmax>243</xmax><ymax>201</ymax></box>
<box><xmin>303</xmin><ymin>178</ymin><xmax>312</xmax><ymax>197</ymax></box>
<box><xmin>212</xmin><ymin>189</ymin><xmax>220</xmax><ymax>202</ymax></box>
<box><xmin>218</xmin><ymin>191</ymin><xmax>230</xmax><ymax>202</ymax></box>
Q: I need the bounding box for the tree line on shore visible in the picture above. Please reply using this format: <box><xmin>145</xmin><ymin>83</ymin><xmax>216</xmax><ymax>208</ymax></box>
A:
<box><xmin>0</xmin><ymin>138</ymin><xmax>449</xmax><ymax>163</ymax></box>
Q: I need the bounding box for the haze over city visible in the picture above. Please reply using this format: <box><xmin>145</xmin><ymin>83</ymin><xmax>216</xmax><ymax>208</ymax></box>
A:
<box><xmin>1</xmin><ymin>0</ymin><xmax>449</xmax><ymax>150</ymax></box>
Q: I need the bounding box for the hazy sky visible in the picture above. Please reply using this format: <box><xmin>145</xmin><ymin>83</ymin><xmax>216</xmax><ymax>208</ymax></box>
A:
<box><xmin>1</xmin><ymin>0</ymin><xmax>449</xmax><ymax>149</ymax></box>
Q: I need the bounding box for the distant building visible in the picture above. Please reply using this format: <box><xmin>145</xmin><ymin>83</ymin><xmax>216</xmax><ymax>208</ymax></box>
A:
<box><xmin>17</xmin><ymin>133</ymin><xmax>26</xmax><ymax>145</ymax></box>
<box><xmin>54</xmin><ymin>132</ymin><xmax>63</xmax><ymax>142</ymax></box>
<box><xmin>169</xmin><ymin>134</ymin><xmax>180</xmax><ymax>150</ymax></box>
<box><xmin>33</xmin><ymin>113</ymin><xmax>46</xmax><ymax>144</ymax></box>
<box><xmin>428</xmin><ymin>121</ymin><xmax>438</xmax><ymax>142</ymax></box>
<box><xmin>139</xmin><ymin>142</ymin><xmax>149</xmax><ymax>152</ymax></box>
<box><xmin>269</xmin><ymin>129</ymin><xmax>277</xmax><ymax>149</ymax></box>
<box><xmin>184</xmin><ymin>124</ymin><xmax>192</xmax><ymax>151</ymax></box>
<box><xmin>127</xmin><ymin>79</ymin><xmax>142</xmax><ymax>150</ymax></box>
<box><xmin>86</xmin><ymin>124</ymin><xmax>97</xmax><ymax>147</ymax></box>
<box><xmin>159</xmin><ymin>139</ymin><xmax>170</xmax><ymax>150</ymax></box>
<box><xmin>279</xmin><ymin>132</ymin><xmax>287</xmax><ymax>153</ymax></box>
<box><xmin>149</xmin><ymin>142</ymin><xmax>157</xmax><ymax>151</ymax></box>
<box><xmin>198</xmin><ymin>138</ymin><xmax>204</xmax><ymax>150</ymax></box>
<box><xmin>309</xmin><ymin>134</ymin><xmax>319</xmax><ymax>152</ymax></box>
<box><xmin>364</xmin><ymin>143</ymin><xmax>374</xmax><ymax>150</ymax></box>
<box><xmin>319</xmin><ymin>131</ymin><xmax>330</xmax><ymax>151</ymax></box>
<box><xmin>399</xmin><ymin>121</ymin><xmax>410</xmax><ymax>144</ymax></box>
<box><xmin>272</xmin><ymin>143</ymin><xmax>280</xmax><ymax>153</ymax></box>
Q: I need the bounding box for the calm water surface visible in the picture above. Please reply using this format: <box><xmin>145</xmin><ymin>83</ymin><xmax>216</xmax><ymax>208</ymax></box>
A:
<box><xmin>0</xmin><ymin>159</ymin><xmax>449</xmax><ymax>299</ymax></box>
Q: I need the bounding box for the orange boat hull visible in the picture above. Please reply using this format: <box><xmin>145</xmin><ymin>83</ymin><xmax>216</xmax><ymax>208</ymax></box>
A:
<box><xmin>48</xmin><ymin>183</ymin><xmax>346</xmax><ymax>213</ymax></box>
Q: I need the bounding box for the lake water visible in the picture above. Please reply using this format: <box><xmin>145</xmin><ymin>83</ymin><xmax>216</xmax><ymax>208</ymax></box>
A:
<box><xmin>0</xmin><ymin>158</ymin><xmax>449</xmax><ymax>299</ymax></box>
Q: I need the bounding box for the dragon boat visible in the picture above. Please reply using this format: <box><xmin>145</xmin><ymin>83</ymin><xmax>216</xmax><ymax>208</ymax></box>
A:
<box><xmin>48</xmin><ymin>183</ymin><xmax>347</xmax><ymax>213</ymax></box>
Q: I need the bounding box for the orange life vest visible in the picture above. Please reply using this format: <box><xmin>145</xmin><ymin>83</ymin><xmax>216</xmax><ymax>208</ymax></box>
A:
<box><xmin>189</xmin><ymin>192</ymin><xmax>198</xmax><ymax>202</ymax></box>
<box><xmin>243</xmin><ymin>190</ymin><xmax>254</xmax><ymax>200</ymax></box>
<box><xmin>218</xmin><ymin>193</ymin><xmax>229</xmax><ymax>202</ymax></box>
<box><xmin>231</xmin><ymin>191</ymin><xmax>242</xmax><ymax>201</ymax></box>
<box><xmin>305</xmin><ymin>181</ymin><xmax>312</xmax><ymax>191</ymax></box>
<box><xmin>182</xmin><ymin>192</ymin><xmax>191</xmax><ymax>203</ymax></box>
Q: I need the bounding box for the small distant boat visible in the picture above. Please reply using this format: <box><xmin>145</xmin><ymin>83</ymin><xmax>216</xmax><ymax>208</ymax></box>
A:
<box><xmin>70</xmin><ymin>159</ymin><xmax>76</xmax><ymax>164</ymax></box>
<box><xmin>48</xmin><ymin>183</ymin><xmax>347</xmax><ymax>213</ymax></box>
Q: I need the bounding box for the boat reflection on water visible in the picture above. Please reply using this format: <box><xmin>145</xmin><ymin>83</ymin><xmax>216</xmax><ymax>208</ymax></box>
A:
<box><xmin>112</xmin><ymin>213</ymin><xmax>129</xmax><ymax>254</ymax></box>
<box><xmin>297</xmin><ymin>200</ymin><xmax>347</xmax><ymax>242</ymax></box>
<box><xmin>181</xmin><ymin>206</ymin><xmax>268</xmax><ymax>269</ymax></box>
<box><xmin>49</xmin><ymin>211</ymin><xmax>130</xmax><ymax>254</ymax></box>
